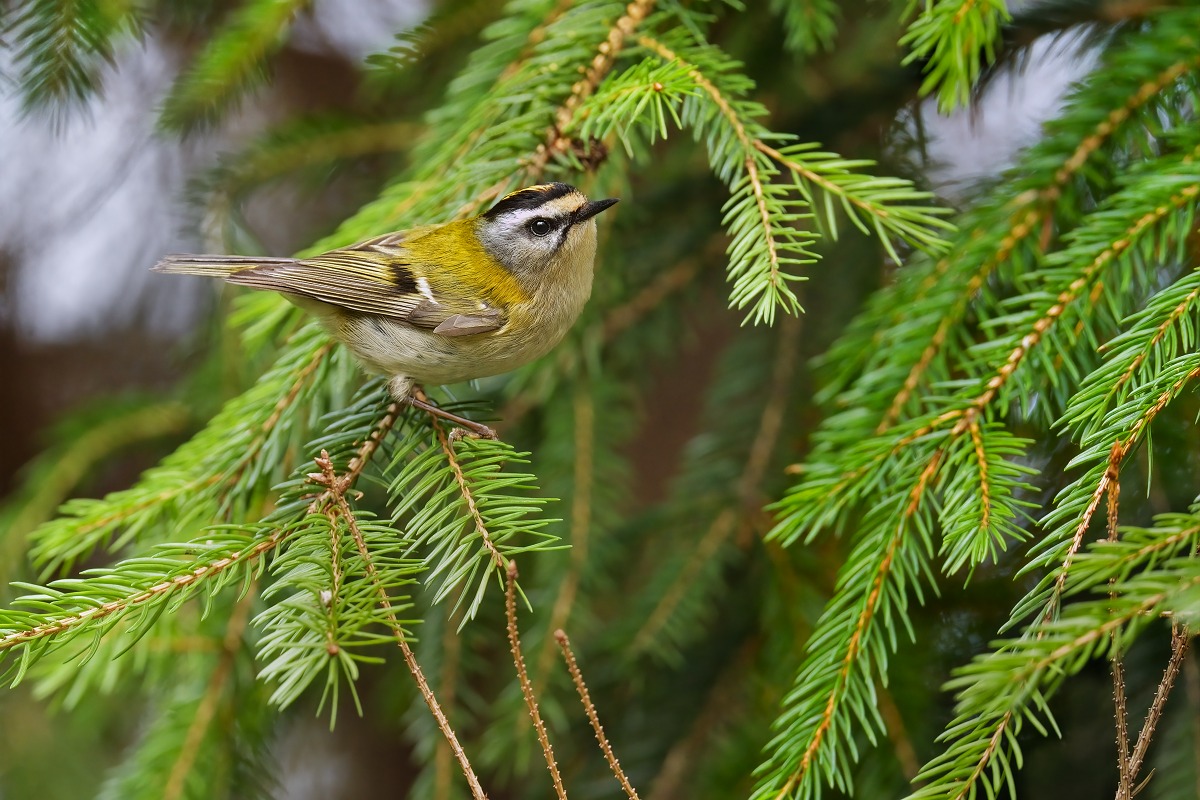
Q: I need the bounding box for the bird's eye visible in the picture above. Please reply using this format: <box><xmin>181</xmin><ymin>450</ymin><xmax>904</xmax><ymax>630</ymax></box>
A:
<box><xmin>528</xmin><ymin>218</ymin><xmax>552</xmax><ymax>237</ymax></box>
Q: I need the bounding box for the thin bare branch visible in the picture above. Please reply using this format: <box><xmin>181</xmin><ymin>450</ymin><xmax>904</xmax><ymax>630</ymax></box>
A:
<box><xmin>507</xmin><ymin>562</ymin><xmax>568</xmax><ymax>800</ymax></box>
<box><xmin>1109</xmin><ymin>468</ymin><xmax>1132</xmax><ymax>800</ymax></box>
<box><xmin>556</xmin><ymin>629</ymin><xmax>641</xmax><ymax>800</ymax></box>
<box><xmin>1127</xmin><ymin>626</ymin><xmax>1193</xmax><ymax>785</ymax></box>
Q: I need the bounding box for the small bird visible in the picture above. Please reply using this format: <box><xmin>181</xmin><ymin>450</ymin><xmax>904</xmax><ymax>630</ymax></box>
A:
<box><xmin>154</xmin><ymin>183</ymin><xmax>618</xmax><ymax>437</ymax></box>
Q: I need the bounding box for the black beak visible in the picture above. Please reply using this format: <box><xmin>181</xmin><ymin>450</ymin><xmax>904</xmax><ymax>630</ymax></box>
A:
<box><xmin>574</xmin><ymin>198</ymin><xmax>619</xmax><ymax>223</ymax></box>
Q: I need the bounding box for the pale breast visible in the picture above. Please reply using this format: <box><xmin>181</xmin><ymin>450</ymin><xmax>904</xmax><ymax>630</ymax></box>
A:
<box><xmin>337</xmin><ymin>306</ymin><xmax>578</xmax><ymax>386</ymax></box>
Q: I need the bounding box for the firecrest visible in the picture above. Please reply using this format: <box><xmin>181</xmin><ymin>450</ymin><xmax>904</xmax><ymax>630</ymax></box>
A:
<box><xmin>154</xmin><ymin>183</ymin><xmax>618</xmax><ymax>436</ymax></box>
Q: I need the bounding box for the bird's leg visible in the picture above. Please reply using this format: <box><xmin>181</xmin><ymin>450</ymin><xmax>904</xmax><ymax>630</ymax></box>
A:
<box><xmin>406</xmin><ymin>386</ymin><xmax>498</xmax><ymax>440</ymax></box>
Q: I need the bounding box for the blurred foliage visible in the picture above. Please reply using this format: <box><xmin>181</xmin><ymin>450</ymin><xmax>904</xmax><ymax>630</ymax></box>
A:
<box><xmin>2</xmin><ymin>1</ymin><xmax>1200</xmax><ymax>799</ymax></box>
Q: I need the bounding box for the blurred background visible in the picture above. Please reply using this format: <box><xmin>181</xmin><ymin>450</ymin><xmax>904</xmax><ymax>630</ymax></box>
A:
<box><xmin>0</xmin><ymin>1</ymin><xmax>1134</xmax><ymax>798</ymax></box>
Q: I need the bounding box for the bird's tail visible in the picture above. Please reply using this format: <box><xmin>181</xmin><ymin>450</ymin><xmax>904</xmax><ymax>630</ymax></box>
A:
<box><xmin>151</xmin><ymin>254</ymin><xmax>296</xmax><ymax>278</ymax></box>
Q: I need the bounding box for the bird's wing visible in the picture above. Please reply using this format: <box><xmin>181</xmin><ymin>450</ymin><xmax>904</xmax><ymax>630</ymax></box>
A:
<box><xmin>224</xmin><ymin>230</ymin><xmax>505</xmax><ymax>336</ymax></box>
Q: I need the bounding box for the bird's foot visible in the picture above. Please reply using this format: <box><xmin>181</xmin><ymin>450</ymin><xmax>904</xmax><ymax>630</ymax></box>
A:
<box><xmin>405</xmin><ymin>386</ymin><xmax>498</xmax><ymax>441</ymax></box>
<box><xmin>448</xmin><ymin>424</ymin><xmax>498</xmax><ymax>443</ymax></box>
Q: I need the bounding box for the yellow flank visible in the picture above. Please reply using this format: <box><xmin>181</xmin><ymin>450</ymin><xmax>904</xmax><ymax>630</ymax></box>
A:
<box><xmin>406</xmin><ymin>220</ymin><xmax>527</xmax><ymax>308</ymax></box>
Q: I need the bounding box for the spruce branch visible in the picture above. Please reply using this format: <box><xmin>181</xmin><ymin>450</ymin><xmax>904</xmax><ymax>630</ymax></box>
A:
<box><xmin>870</xmin><ymin>16</ymin><xmax>1200</xmax><ymax>431</ymax></box>
<box><xmin>966</xmin><ymin>180</ymin><xmax>1200</xmax><ymax>415</ymax></box>
<box><xmin>431</xmin><ymin>418</ymin><xmax>507</xmax><ymax>573</ymax></box>
<box><xmin>908</xmin><ymin>505</ymin><xmax>1200</xmax><ymax>800</ymax></box>
<box><xmin>450</xmin><ymin>0</ymin><xmax>659</xmax><ymax>220</ymax></box>
<box><xmin>242</xmin><ymin>397</ymin><xmax>414</xmax><ymax>719</ymax></box>
<box><xmin>774</xmin><ymin>163</ymin><xmax>1200</xmax><ymax>794</ymax></box>
<box><xmin>1031</xmin><ymin>359</ymin><xmax>1200</xmax><ymax>625</ymax></box>
<box><xmin>753</xmin><ymin>450</ymin><xmax>944</xmax><ymax>800</ymax></box>
<box><xmin>1064</xmin><ymin>267</ymin><xmax>1200</xmax><ymax>439</ymax></box>
<box><xmin>388</xmin><ymin>414</ymin><xmax>555</xmax><ymax>621</ymax></box>
<box><xmin>781</xmin><ymin>152</ymin><xmax>1200</xmax><ymax>557</ymax></box>
<box><xmin>527</xmin><ymin>0</ymin><xmax>657</xmax><ymax>174</ymax></box>
<box><xmin>0</xmin><ymin>530</ymin><xmax>275</xmax><ymax>665</ymax></box>
<box><xmin>556</xmin><ymin>629</ymin><xmax>641</xmax><ymax>800</ymax></box>
<box><xmin>434</xmin><ymin>605</ymin><xmax>465</xmax><ymax>800</ymax></box>
<box><xmin>1113</xmin><ymin>647</ymin><xmax>1134</xmax><ymax>799</ymax></box>
<box><xmin>1109</xmin><ymin>473</ymin><xmax>1133</xmax><ymax>800</ymax></box>
<box><xmin>753</xmin><ymin>140</ymin><xmax>954</xmax><ymax>260</ymax></box>
<box><xmin>622</xmin><ymin>31</ymin><xmax>951</xmax><ymax>320</ymax></box>
<box><xmin>637</xmin><ymin>33</ymin><xmax>813</xmax><ymax>323</ymax></box>
<box><xmin>318</xmin><ymin>445</ymin><xmax>489</xmax><ymax>800</ymax></box>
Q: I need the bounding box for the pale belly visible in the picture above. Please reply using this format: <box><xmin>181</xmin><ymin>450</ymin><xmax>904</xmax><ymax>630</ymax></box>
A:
<box><xmin>336</xmin><ymin>311</ymin><xmax>569</xmax><ymax>387</ymax></box>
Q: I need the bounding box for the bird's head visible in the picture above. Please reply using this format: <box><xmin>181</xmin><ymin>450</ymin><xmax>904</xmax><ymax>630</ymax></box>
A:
<box><xmin>474</xmin><ymin>183</ymin><xmax>618</xmax><ymax>279</ymax></box>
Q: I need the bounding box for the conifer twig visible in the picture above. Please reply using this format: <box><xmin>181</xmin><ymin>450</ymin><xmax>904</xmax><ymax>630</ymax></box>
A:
<box><xmin>0</xmin><ymin>536</ymin><xmax>280</xmax><ymax>651</ymax></box>
<box><xmin>1051</xmin><ymin>365</ymin><xmax>1200</xmax><ymax>618</ymax></box>
<box><xmin>533</xmin><ymin>0</ymin><xmax>657</xmax><ymax>170</ymax></box>
<box><xmin>972</xmin><ymin>185</ymin><xmax>1200</xmax><ymax>415</ymax></box>
<box><xmin>783</xmin><ymin>449</ymin><xmax>944</xmax><ymax>794</ymax></box>
<box><xmin>556</xmin><ymin>628</ymin><xmax>641</xmax><ymax>800</ymax></box>
<box><xmin>506</xmin><ymin>561</ymin><xmax>568</xmax><ymax>800</ymax></box>
<box><xmin>637</xmin><ymin>34</ymin><xmax>790</xmax><ymax>313</ymax></box>
<box><xmin>457</xmin><ymin>0</ymin><xmax>658</xmax><ymax>219</ymax></box>
<box><xmin>428</xmin><ymin>415</ymin><xmax>506</xmax><ymax>572</ymax></box>
<box><xmin>316</xmin><ymin>447</ymin><xmax>488</xmax><ymax>800</ymax></box>
<box><xmin>435</xmin><ymin>606</ymin><xmax>465</xmax><ymax>800</ymax></box>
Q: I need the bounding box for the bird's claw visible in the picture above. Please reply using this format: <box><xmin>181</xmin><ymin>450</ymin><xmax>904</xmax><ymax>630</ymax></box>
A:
<box><xmin>448</xmin><ymin>424</ymin><xmax>498</xmax><ymax>443</ymax></box>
